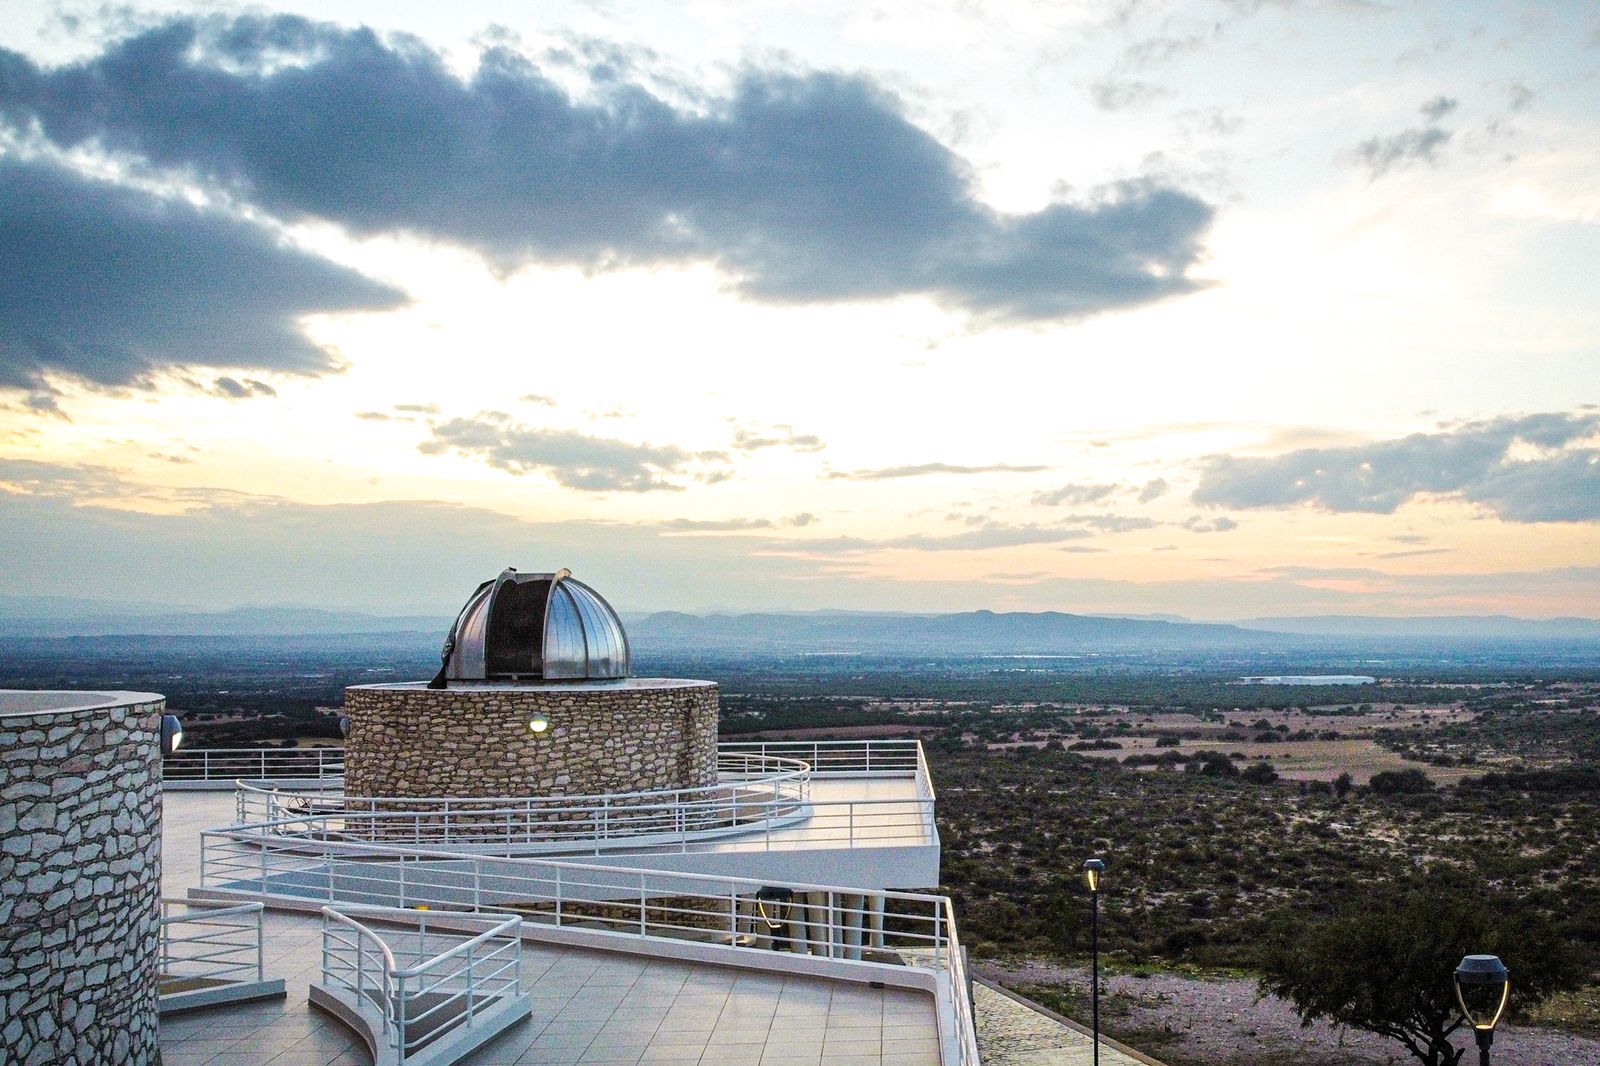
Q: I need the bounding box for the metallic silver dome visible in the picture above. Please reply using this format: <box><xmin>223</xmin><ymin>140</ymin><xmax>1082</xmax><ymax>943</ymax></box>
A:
<box><xmin>430</xmin><ymin>568</ymin><xmax>631</xmax><ymax>685</ymax></box>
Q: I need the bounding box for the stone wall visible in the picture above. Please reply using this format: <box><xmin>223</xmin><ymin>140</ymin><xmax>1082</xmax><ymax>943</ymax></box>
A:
<box><xmin>0</xmin><ymin>691</ymin><xmax>164</xmax><ymax>1066</ymax></box>
<box><xmin>342</xmin><ymin>680</ymin><xmax>719</xmax><ymax>799</ymax></box>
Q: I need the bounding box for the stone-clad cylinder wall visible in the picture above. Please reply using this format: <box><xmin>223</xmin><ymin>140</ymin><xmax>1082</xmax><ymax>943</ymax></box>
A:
<box><xmin>342</xmin><ymin>680</ymin><xmax>719</xmax><ymax>798</ymax></box>
<box><xmin>0</xmin><ymin>690</ymin><xmax>164</xmax><ymax>1065</ymax></box>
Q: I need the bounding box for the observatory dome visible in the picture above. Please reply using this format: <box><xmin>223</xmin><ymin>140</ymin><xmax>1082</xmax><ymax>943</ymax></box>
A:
<box><xmin>431</xmin><ymin>568</ymin><xmax>631</xmax><ymax>685</ymax></box>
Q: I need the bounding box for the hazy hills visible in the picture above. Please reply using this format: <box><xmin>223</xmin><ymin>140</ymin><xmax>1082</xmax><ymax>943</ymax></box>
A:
<box><xmin>2</xmin><ymin>595</ymin><xmax>1595</xmax><ymax>650</ymax></box>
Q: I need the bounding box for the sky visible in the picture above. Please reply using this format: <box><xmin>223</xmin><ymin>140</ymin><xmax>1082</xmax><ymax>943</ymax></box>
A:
<box><xmin>0</xmin><ymin>0</ymin><xmax>1596</xmax><ymax>619</ymax></box>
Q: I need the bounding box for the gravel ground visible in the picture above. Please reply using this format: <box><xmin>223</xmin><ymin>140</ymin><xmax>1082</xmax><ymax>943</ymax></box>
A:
<box><xmin>976</xmin><ymin>959</ymin><xmax>1600</xmax><ymax>1066</ymax></box>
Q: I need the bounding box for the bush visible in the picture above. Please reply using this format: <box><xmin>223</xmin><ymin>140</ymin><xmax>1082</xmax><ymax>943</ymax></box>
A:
<box><xmin>1369</xmin><ymin>768</ymin><xmax>1433</xmax><ymax>794</ymax></box>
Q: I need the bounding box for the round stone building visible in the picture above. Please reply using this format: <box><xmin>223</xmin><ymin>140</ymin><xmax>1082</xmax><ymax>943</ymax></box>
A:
<box><xmin>0</xmin><ymin>690</ymin><xmax>165</xmax><ymax>1065</ymax></box>
<box><xmin>343</xmin><ymin>568</ymin><xmax>718</xmax><ymax>799</ymax></box>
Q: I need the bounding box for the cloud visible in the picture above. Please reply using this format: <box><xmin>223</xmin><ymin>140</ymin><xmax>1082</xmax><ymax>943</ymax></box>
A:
<box><xmin>1192</xmin><ymin>412</ymin><xmax>1600</xmax><ymax>522</ymax></box>
<box><xmin>1356</xmin><ymin>126</ymin><xmax>1452</xmax><ymax>177</ymax></box>
<box><xmin>785</xmin><ymin>512</ymin><xmax>819</xmax><ymax>527</ymax></box>
<box><xmin>1182</xmin><ymin>514</ymin><xmax>1238</xmax><ymax>533</ymax></box>
<box><xmin>660</xmin><ymin>517</ymin><xmax>775</xmax><ymax>532</ymax></box>
<box><xmin>828</xmin><ymin>462</ymin><xmax>1047</xmax><ymax>480</ymax></box>
<box><xmin>419</xmin><ymin>412</ymin><xmax>714</xmax><ymax>492</ymax></box>
<box><xmin>1089</xmin><ymin>78</ymin><xmax>1169</xmax><ymax>111</ymax></box>
<box><xmin>1419</xmin><ymin>95</ymin><xmax>1458</xmax><ymax>121</ymax></box>
<box><xmin>1061</xmin><ymin>513</ymin><xmax>1160</xmax><ymax>533</ymax></box>
<box><xmin>1137</xmin><ymin>477</ymin><xmax>1170</xmax><ymax>502</ymax></box>
<box><xmin>1034</xmin><ymin>482</ymin><xmax>1119</xmax><ymax>506</ymax></box>
<box><xmin>1373</xmin><ymin>547</ymin><xmax>1453</xmax><ymax>559</ymax></box>
<box><xmin>0</xmin><ymin>15</ymin><xmax>1214</xmax><ymax>322</ymax></box>
<box><xmin>0</xmin><ymin>154</ymin><xmax>405</xmax><ymax>393</ymax></box>
<box><xmin>211</xmin><ymin>377</ymin><xmax>277</xmax><ymax>399</ymax></box>
<box><xmin>731</xmin><ymin>424</ymin><xmax>825</xmax><ymax>453</ymax></box>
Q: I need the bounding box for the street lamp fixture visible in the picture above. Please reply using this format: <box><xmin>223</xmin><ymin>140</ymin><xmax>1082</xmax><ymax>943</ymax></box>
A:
<box><xmin>1455</xmin><ymin>955</ymin><xmax>1509</xmax><ymax>1066</ymax></box>
<box><xmin>1083</xmin><ymin>858</ymin><xmax>1107</xmax><ymax>1066</ymax></box>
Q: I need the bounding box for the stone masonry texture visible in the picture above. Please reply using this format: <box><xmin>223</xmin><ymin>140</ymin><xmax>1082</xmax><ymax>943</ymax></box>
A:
<box><xmin>342</xmin><ymin>682</ymin><xmax>719</xmax><ymax>799</ymax></box>
<box><xmin>0</xmin><ymin>695</ymin><xmax>164</xmax><ymax>1066</ymax></box>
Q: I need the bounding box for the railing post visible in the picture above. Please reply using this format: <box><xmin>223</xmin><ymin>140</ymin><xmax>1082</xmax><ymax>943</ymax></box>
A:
<box><xmin>395</xmin><ymin>972</ymin><xmax>406</xmax><ymax>1059</ymax></box>
<box><xmin>639</xmin><ymin>874</ymin><xmax>648</xmax><ymax>936</ymax></box>
<box><xmin>466</xmin><ymin>937</ymin><xmax>476</xmax><ymax>1024</ymax></box>
<box><xmin>555</xmin><ymin>866</ymin><xmax>563</xmax><ymax>927</ymax></box>
<box><xmin>257</xmin><ymin>907</ymin><xmax>265</xmax><ymax>981</ymax></box>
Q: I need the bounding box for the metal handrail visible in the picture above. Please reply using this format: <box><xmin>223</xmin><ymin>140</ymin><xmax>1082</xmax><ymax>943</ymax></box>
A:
<box><xmin>163</xmin><ymin>746</ymin><xmax>345</xmax><ymax>781</ymax></box>
<box><xmin>209</xmin><ymin>826</ymin><xmax>973</xmax><ymax>1062</ymax></box>
<box><xmin>228</xmin><ymin>789</ymin><xmax>932</xmax><ymax>854</ymax></box>
<box><xmin>159</xmin><ymin>898</ymin><xmax>267</xmax><ymax>986</ymax></box>
<box><xmin>320</xmin><ymin>905</ymin><xmax>523</xmax><ymax>1061</ymax></box>
<box><xmin>241</xmin><ymin>752</ymin><xmax>811</xmax><ymax>810</ymax></box>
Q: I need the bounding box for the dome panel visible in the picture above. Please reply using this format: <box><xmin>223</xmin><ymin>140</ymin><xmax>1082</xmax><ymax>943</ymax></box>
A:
<box><xmin>543</xmin><ymin>584</ymin><xmax>588</xmax><ymax>680</ymax></box>
<box><xmin>431</xmin><ymin>567</ymin><xmax>630</xmax><ymax>685</ymax></box>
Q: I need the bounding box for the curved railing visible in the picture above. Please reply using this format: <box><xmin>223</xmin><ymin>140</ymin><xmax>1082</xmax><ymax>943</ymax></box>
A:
<box><xmin>235</xmin><ymin>752</ymin><xmax>812</xmax><ymax>848</ymax></box>
<box><xmin>316</xmin><ymin>905</ymin><xmax>527</xmax><ymax>1065</ymax></box>
<box><xmin>202</xmin><ymin>826</ymin><xmax>977</xmax><ymax>1066</ymax></box>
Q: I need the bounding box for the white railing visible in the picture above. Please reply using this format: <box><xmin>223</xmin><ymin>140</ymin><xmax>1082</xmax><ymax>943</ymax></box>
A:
<box><xmin>719</xmin><ymin>739</ymin><xmax>924</xmax><ymax>775</ymax></box>
<box><xmin>200</xmin><ymin>828</ymin><xmax>975</xmax><ymax>1066</ymax></box>
<box><xmin>225</xmin><ymin>740</ymin><xmax>937</xmax><ymax>854</ymax></box>
<box><xmin>168</xmin><ymin>739</ymin><xmax>923</xmax><ymax>787</ymax></box>
<box><xmin>159</xmin><ymin>898</ymin><xmax>267</xmax><ymax>986</ymax></box>
<box><xmin>226</xmin><ymin>786</ymin><xmax>932</xmax><ymax>855</ymax></box>
<box><xmin>164</xmin><ymin>746</ymin><xmax>344</xmax><ymax>783</ymax></box>
<box><xmin>237</xmin><ymin>752</ymin><xmax>812</xmax><ymax>830</ymax></box>
<box><xmin>320</xmin><ymin>906</ymin><xmax>524</xmax><ymax>1064</ymax></box>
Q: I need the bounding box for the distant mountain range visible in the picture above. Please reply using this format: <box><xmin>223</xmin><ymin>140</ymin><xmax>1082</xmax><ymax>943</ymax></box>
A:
<box><xmin>1</xmin><ymin>595</ymin><xmax>1595</xmax><ymax>647</ymax></box>
<box><xmin>1235</xmin><ymin>614</ymin><xmax>1600</xmax><ymax>640</ymax></box>
<box><xmin>0</xmin><ymin>597</ymin><xmax>445</xmax><ymax>637</ymax></box>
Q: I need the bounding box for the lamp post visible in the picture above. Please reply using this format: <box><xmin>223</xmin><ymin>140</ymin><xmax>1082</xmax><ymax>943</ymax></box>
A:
<box><xmin>1455</xmin><ymin>954</ymin><xmax>1509</xmax><ymax>1066</ymax></box>
<box><xmin>1083</xmin><ymin>858</ymin><xmax>1106</xmax><ymax>1066</ymax></box>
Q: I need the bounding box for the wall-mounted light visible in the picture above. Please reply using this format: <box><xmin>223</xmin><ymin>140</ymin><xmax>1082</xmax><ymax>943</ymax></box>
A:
<box><xmin>529</xmin><ymin>715</ymin><xmax>551</xmax><ymax>734</ymax></box>
<box><xmin>160</xmin><ymin>714</ymin><xmax>184</xmax><ymax>756</ymax></box>
<box><xmin>338</xmin><ymin>717</ymin><xmax>351</xmax><ymax>739</ymax></box>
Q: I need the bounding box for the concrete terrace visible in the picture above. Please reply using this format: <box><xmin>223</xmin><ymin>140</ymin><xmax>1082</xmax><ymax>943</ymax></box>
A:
<box><xmin>158</xmin><ymin>791</ymin><xmax>943</xmax><ymax>1066</ymax></box>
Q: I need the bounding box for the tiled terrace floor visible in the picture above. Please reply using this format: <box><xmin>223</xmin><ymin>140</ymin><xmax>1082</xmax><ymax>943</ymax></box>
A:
<box><xmin>158</xmin><ymin>791</ymin><xmax>942</xmax><ymax>1066</ymax></box>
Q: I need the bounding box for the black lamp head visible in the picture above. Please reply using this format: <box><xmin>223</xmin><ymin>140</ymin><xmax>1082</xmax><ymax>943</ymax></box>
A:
<box><xmin>1455</xmin><ymin>954</ymin><xmax>1510</xmax><ymax>1031</ymax></box>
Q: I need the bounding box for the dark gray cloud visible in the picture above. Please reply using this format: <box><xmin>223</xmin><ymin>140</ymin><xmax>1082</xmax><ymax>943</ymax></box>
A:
<box><xmin>1193</xmin><ymin>412</ymin><xmax>1600</xmax><ymax>522</ymax></box>
<box><xmin>0</xmin><ymin>154</ymin><xmax>405</xmax><ymax>393</ymax></box>
<box><xmin>1034</xmin><ymin>482</ymin><xmax>1120</xmax><ymax>506</ymax></box>
<box><xmin>828</xmin><ymin>462</ymin><xmax>1047</xmax><ymax>480</ymax></box>
<box><xmin>419</xmin><ymin>411</ymin><xmax>716</xmax><ymax>492</ymax></box>
<box><xmin>0</xmin><ymin>15</ymin><xmax>1214</xmax><ymax>322</ymax></box>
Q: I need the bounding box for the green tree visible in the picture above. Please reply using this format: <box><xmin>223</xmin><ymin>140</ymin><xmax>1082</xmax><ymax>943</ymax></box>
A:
<box><xmin>1259</xmin><ymin>868</ymin><xmax>1587</xmax><ymax>1066</ymax></box>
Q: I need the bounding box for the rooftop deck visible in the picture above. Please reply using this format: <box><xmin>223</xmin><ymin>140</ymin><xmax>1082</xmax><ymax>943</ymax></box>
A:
<box><xmin>161</xmin><ymin>789</ymin><xmax>943</xmax><ymax>1066</ymax></box>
